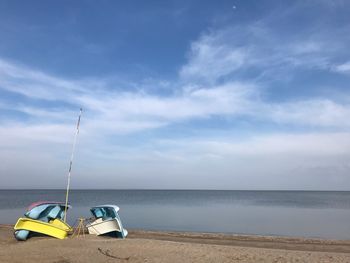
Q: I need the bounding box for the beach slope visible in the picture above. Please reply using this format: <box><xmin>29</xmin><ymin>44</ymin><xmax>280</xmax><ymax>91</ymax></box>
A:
<box><xmin>1</xmin><ymin>225</ymin><xmax>350</xmax><ymax>262</ymax></box>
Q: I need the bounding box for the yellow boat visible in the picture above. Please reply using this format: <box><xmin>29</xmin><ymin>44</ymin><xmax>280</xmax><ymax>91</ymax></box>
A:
<box><xmin>14</xmin><ymin>201</ymin><xmax>72</xmax><ymax>241</ymax></box>
<box><xmin>14</xmin><ymin>217</ymin><xmax>72</xmax><ymax>240</ymax></box>
<box><xmin>14</xmin><ymin>111</ymin><xmax>82</xmax><ymax>241</ymax></box>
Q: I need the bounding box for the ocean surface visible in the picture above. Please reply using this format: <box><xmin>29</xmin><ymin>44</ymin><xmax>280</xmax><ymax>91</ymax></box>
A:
<box><xmin>1</xmin><ymin>190</ymin><xmax>350</xmax><ymax>239</ymax></box>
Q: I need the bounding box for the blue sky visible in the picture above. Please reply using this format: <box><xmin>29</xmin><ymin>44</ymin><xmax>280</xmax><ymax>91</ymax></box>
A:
<box><xmin>1</xmin><ymin>0</ymin><xmax>350</xmax><ymax>189</ymax></box>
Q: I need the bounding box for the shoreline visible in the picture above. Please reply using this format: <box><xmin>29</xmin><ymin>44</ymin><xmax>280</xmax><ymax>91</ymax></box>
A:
<box><xmin>1</xmin><ymin>225</ymin><xmax>350</xmax><ymax>262</ymax></box>
<box><xmin>130</xmin><ymin>229</ymin><xmax>350</xmax><ymax>253</ymax></box>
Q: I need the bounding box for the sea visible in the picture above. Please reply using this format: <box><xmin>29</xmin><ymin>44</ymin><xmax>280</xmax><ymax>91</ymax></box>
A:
<box><xmin>1</xmin><ymin>190</ymin><xmax>349</xmax><ymax>240</ymax></box>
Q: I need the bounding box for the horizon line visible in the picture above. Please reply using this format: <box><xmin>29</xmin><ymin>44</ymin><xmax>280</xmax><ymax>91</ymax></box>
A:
<box><xmin>0</xmin><ymin>188</ymin><xmax>349</xmax><ymax>192</ymax></box>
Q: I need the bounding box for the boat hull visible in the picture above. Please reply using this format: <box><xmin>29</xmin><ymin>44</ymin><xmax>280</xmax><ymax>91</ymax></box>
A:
<box><xmin>14</xmin><ymin>218</ymin><xmax>72</xmax><ymax>240</ymax></box>
<box><xmin>87</xmin><ymin>218</ymin><xmax>127</xmax><ymax>237</ymax></box>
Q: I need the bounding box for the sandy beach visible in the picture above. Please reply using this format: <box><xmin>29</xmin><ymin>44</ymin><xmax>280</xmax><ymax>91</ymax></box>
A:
<box><xmin>1</xmin><ymin>225</ymin><xmax>350</xmax><ymax>263</ymax></box>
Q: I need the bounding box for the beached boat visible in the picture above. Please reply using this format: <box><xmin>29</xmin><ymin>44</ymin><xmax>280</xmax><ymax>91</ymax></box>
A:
<box><xmin>86</xmin><ymin>205</ymin><xmax>128</xmax><ymax>238</ymax></box>
<box><xmin>14</xmin><ymin>201</ymin><xmax>72</xmax><ymax>240</ymax></box>
<box><xmin>13</xmin><ymin>110</ymin><xmax>82</xmax><ymax>241</ymax></box>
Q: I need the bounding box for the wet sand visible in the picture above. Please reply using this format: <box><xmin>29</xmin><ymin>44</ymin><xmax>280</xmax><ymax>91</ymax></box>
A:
<box><xmin>1</xmin><ymin>225</ymin><xmax>350</xmax><ymax>262</ymax></box>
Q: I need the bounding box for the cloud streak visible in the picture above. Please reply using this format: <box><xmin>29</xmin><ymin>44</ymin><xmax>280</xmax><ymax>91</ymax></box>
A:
<box><xmin>333</xmin><ymin>61</ymin><xmax>350</xmax><ymax>75</ymax></box>
<box><xmin>1</xmin><ymin>54</ymin><xmax>350</xmax><ymax>149</ymax></box>
<box><xmin>2</xmin><ymin>57</ymin><xmax>350</xmax><ymax>126</ymax></box>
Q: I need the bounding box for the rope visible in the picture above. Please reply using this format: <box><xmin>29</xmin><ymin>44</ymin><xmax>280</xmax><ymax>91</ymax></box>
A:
<box><xmin>64</xmin><ymin>108</ymin><xmax>82</xmax><ymax>223</ymax></box>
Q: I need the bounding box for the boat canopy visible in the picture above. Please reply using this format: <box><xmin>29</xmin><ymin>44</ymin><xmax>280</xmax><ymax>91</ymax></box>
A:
<box><xmin>90</xmin><ymin>205</ymin><xmax>120</xmax><ymax>219</ymax></box>
<box><xmin>25</xmin><ymin>201</ymin><xmax>71</xmax><ymax>222</ymax></box>
<box><xmin>27</xmin><ymin>201</ymin><xmax>71</xmax><ymax>211</ymax></box>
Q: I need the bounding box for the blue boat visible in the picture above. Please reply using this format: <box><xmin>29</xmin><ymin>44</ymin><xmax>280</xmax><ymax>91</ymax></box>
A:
<box><xmin>86</xmin><ymin>205</ymin><xmax>128</xmax><ymax>238</ymax></box>
<box><xmin>14</xmin><ymin>201</ymin><xmax>72</xmax><ymax>240</ymax></box>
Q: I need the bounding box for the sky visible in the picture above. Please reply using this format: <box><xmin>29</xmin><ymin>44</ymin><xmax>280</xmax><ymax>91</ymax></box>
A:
<box><xmin>0</xmin><ymin>0</ymin><xmax>350</xmax><ymax>190</ymax></box>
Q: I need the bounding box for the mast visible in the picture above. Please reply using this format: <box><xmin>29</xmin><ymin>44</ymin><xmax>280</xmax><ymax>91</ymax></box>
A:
<box><xmin>64</xmin><ymin>108</ymin><xmax>82</xmax><ymax>223</ymax></box>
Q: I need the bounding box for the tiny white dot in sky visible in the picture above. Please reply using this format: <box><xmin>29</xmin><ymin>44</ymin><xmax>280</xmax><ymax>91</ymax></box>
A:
<box><xmin>232</xmin><ymin>5</ymin><xmax>237</xmax><ymax>9</ymax></box>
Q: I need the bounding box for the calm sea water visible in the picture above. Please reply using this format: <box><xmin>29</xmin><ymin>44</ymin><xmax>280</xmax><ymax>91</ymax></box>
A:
<box><xmin>1</xmin><ymin>190</ymin><xmax>350</xmax><ymax>239</ymax></box>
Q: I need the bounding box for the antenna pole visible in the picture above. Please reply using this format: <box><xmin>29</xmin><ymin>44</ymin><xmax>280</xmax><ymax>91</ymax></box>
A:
<box><xmin>64</xmin><ymin>108</ymin><xmax>82</xmax><ymax>223</ymax></box>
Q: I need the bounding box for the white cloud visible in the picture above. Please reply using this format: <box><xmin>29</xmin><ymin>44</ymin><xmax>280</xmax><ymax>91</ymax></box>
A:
<box><xmin>0</xmin><ymin>123</ymin><xmax>74</xmax><ymax>146</ymax></box>
<box><xmin>333</xmin><ymin>61</ymin><xmax>350</xmax><ymax>74</ymax></box>
<box><xmin>0</xmin><ymin>59</ymin><xmax>85</xmax><ymax>101</ymax></box>
<box><xmin>77</xmin><ymin>132</ymin><xmax>350</xmax><ymax>190</ymax></box>
<box><xmin>1</xmin><ymin>57</ymin><xmax>350</xmax><ymax>139</ymax></box>
<box><xmin>77</xmin><ymin>81</ymin><xmax>255</xmax><ymax>122</ymax></box>
<box><xmin>180</xmin><ymin>30</ymin><xmax>248</xmax><ymax>82</ymax></box>
<box><xmin>266</xmin><ymin>99</ymin><xmax>350</xmax><ymax>127</ymax></box>
<box><xmin>187</xmin><ymin>133</ymin><xmax>350</xmax><ymax>156</ymax></box>
<box><xmin>179</xmin><ymin>20</ymin><xmax>348</xmax><ymax>85</ymax></box>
